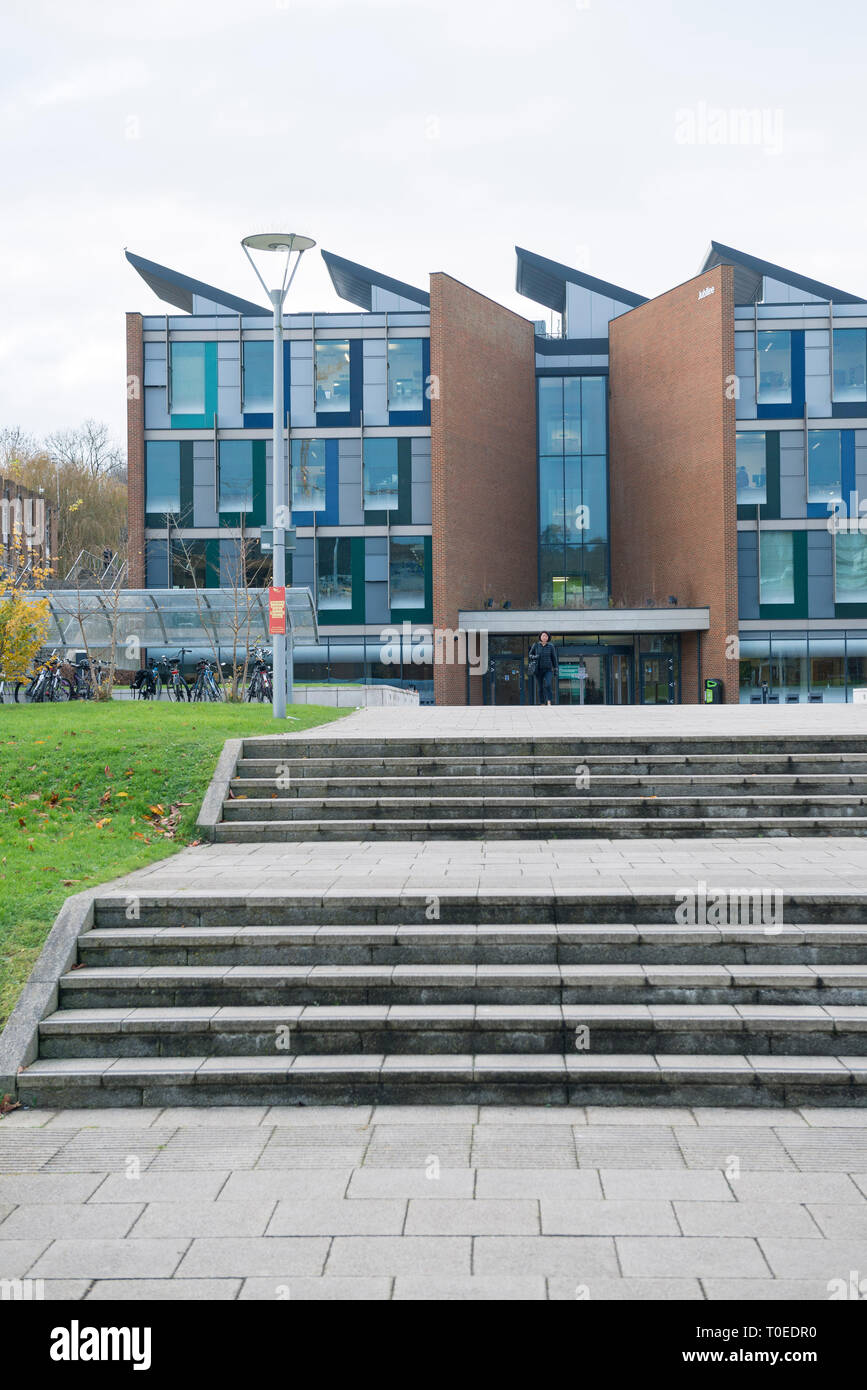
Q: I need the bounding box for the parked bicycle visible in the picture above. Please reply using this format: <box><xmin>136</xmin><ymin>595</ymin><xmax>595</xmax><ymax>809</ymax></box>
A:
<box><xmin>131</xmin><ymin>654</ymin><xmax>163</xmax><ymax>701</ymax></box>
<box><xmin>190</xmin><ymin>659</ymin><xmax>224</xmax><ymax>702</ymax></box>
<box><xmin>164</xmin><ymin>649</ymin><xmax>191</xmax><ymax>701</ymax></box>
<box><xmin>245</xmin><ymin>646</ymin><xmax>273</xmax><ymax>703</ymax></box>
<box><xmin>24</xmin><ymin>651</ymin><xmax>73</xmax><ymax>703</ymax></box>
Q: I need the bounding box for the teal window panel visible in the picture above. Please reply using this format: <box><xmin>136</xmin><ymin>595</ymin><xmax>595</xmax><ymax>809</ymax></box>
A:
<box><xmin>736</xmin><ymin>432</ymin><xmax>767</xmax><ymax>505</ymax></box>
<box><xmin>391</xmin><ymin>535</ymin><xmax>432</xmax><ymax>623</ymax></box>
<box><xmin>145</xmin><ymin>440</ymin><xmax>180</xmax><ymax>520</ymax></box>
<box><xmin>759</xmin><ymin>530</ymin><xmax>808</xmax><ymax>618</ymax></box>
<box><xmin>171</xmin><ymin>342</ymin><xmax>217</xmax><ymax>428</ymax></box>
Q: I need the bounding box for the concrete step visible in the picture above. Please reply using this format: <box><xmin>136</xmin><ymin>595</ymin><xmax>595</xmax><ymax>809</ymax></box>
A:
<box><xmin>76</xmin><ymin>923</ymin><xmax>867</xmax><ymax>967</ymax></box>
<box><xmin>229</xmin><ymin>774</ymin><xmax>867</xmax><ymax>797</ymax></box>
<box><xmin>91</xmin><ymin>894</ymin><xmax>867</xmax><ymax>929</ymax></box>
<box><xmin>57</xmin><ymin>961</ymin><xmax>867</xmax><ymax>1009</ymax></box>
<box><xmin>234</xmin><ymin>755</ymin><xmax>867</xmax><ymax>779</ymax></box>
<box><xmin>220</xmin><ymin>794</ymin><xmax>867</xmax><ymax>821</ymax></box>
<box><xmin>241</xmin><ymin>737</ymin><xmax>867</xmax><ymax>759</ymax></box>
<box><xmin>214</xmin><ymin>815</ymin><xmax>867</xmax><ymax>840</ymax></box>
<box><xmin>37</xmin><ymin>1003</ymin><xmax>867</xmax><ymax>1059</ymax></box>
<box><xmin>17</xmin><ymin>1051</ymin><xmax>867</xmax><ymax>1108</ymax></box>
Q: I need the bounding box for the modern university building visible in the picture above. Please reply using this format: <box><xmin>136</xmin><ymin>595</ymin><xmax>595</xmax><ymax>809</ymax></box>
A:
<box><xmin>125</xmin><ymin>240</ymin><xmax>867</xmax><ymax>706</ymax></box>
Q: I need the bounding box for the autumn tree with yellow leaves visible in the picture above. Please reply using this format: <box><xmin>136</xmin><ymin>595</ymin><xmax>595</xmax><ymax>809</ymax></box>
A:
<box><xmin>0</xmin><ymin>539</ymin><xmax>51</xmax><ymax>680</ymax></box>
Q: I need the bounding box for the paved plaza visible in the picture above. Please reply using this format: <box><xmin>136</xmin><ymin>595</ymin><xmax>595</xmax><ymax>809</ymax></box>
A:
<box><xmin>3</xmin><ymin>707</ymin><xmax>866</xmax><ymax>1299</ymax></box>
<box><xmin>2</xmin><ymin>1103</ymin><xmax>867</xmax><ymax>1300</ymax></box>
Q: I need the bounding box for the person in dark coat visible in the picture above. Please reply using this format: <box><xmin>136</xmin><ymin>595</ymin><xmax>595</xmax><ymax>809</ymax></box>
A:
<box><xmin>529</xmin><ymin>632</ymin><xmax>559</xmax><ymax>705</ymax></box>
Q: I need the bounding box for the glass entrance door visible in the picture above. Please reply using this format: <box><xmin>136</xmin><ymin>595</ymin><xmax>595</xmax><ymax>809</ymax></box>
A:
<box><xmin>641</xmin><ymin>654</ymin><xmax>676</xmax><ymax>704</ymax></box>
<box><xmin>609</xmin><ymin>652</ymin><xmax>632</xmax><ymax>704</ymax></box>
<box><xmin>559</xmin><ymin>655</ymin><xmax>604</xmax><ymax>704</ymax></box>
<box><xmin>491</xmin><ymin>654</ymin><xmax>524</xmax><ymax>705</ymax></box>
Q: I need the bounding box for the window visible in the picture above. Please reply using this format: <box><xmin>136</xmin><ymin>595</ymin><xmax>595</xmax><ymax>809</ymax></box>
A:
<box><xmin>536</xmin><ymin>375</ymin><xmax>609</xmax><ymax>607</ymax></box>
<box><xmin>389</xmin><ymin>536</ymin><xmax>426</xmax><ymax>609</ymax></box>
<box><xmin>145</xmin><ymin>441</ymin><xmax>180</xmax><ymax>514</ymax></box>
<box><xmin>736</xmin><ymin>432</ymin><xmax>767</xmax><ymax>504</ymax></box>
<box><xmin>317</xmin><ymin>536</ymin><xmax>352</xmax><ymax>610</ymax></box>
<box><xmin>580</xmin><ymin>376</ymin><xmax>607</xmax><ymax>454</ymax></box>
<box><xmin>538</xmin><ymin>378</ymin><xmax>564</xmax><ymax>453</ymax></box>
<box><xmin>243</xmin><ymin>341</ymin><xmax>272</xmax><ymax>412</ymax></box>
<box><xmin>808</xmin><ymin>430</ymin><xmax>842</xmax><ymax>505</ymax></box>
<box><xmin>291</xmin><ymin>439</ymin><xmax>327</xmax><ymax>511</ymax></box>
<box><xmin>171</xmin><ymin>539</ymin><xmax>205</xmax><ymax>589</ymax></box>
<box><xmin>759</xmin><ymin>530</ymin><xmax>795</xmax><ymax>605</ymax></box>
<box><xmin>170</xmin><ymin>342</ymin><xmax>206</xmax><ymax>414</ymax></box>
<box><xmin>363</xmin><ymin>438</ymin><xmax>398</xmax><ymax>510</ymax></box>
<box><xmin>757</xmin><ymin>330</ymin><xmax>792</xmax><ymax>405</ymax></box>
<box><xmin>833</xmin><ymin>328</ymin><xmax>867</xmax><ymax>402</ymax></box>
<box><xmin>835</xmin><ymin>531</ymin><xmax>867</xmax><ymax>603</ymax></box>
<box><xmin>387</xmin><ymin>339</ymin><xmax>424</xmax><ymax>411</ymax></box>
<box><xmin>315</xmin><ymin>340</ymin><xmax>351</xmax><ymax>412</ymax></box>
<box><xmin>218</xmin><ymin>441</ymin><xmax>254</xmax><ymax>513</ymax></box>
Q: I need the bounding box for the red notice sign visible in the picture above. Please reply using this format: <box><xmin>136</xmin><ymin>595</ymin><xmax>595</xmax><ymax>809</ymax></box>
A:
<box><xmin>268</xmin><ymin>587</ymin><xmax>286</xmax><ymax>635</ymax></box>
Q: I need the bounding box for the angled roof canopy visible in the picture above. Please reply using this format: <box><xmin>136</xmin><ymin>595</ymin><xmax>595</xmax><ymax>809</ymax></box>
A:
<box><xmin>515</xmin><ymin>246</ymin><xmax>647</xmax><ymax>314</ymax></box>
<box><xmin>125</xmin><ymin>250</ymin><xmax>268</xmax><ymax>316</ymax></box>
<box><xmin>321</xmin><ymin>249</ymin><xmax>429</xmax><ymax>310</ymax></box>
<box><xmin>701</xmin><ymin>241</ymin><xmax>866</xmax><ymax>305</ymax></box>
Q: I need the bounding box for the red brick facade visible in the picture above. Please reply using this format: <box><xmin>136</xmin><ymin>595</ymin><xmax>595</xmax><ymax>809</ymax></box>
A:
<box><xmin>126</xmin><ymin>312</ymin><xmax>145</xmax><ymax>587</ymax></box>
<box><xmin>429</xmin><ymin>274</ymin><xmax>538</xmax><ymax>705</ymax></box>
<box><xmin>608</xmin><ymin>265</ymin><xmax>739</xmax><ymax>703</ymax></box>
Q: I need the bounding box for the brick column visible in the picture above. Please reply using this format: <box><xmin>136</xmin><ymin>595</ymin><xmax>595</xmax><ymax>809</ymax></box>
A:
<box><xmin>609</xmin><ymin>266</ymin><xmax>739</xmax><ymax>703</ymax></box>
<box><xmin>430</xmin><ymin>273</ymin><xmax>538</xmax><ymax>705</ymax></box>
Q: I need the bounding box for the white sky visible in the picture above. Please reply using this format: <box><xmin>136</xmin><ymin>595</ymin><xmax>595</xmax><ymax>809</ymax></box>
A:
<box><xmin>1</xmin><ymin>0</ymin><xmax>865</xmax><ymax>445</ymax></box>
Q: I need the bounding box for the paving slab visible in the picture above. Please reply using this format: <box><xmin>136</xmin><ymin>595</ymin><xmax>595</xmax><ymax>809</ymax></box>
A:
<box><xmin>176</xmin><ymin>1237</ymin><xmax>330</xmax><ymax>1278</ymax></box>
<box><xmin>406</xmin><ymin>1199</ymin><xmax>538</xmax><ymax>1235</ymax></box>
<box><xmin>86</xmin><ymin>1278</ymin><xmax>241</xmax><ymax>1300</ymax></box>
<box><xmin>394</xmin><ymin>1275</ymin><xmax>546</xmax><ymax>1299</ymax></box>
<box><xmin>473</xmin><ymin>1235</ymin><xmax>619</xmax><ymax>1277</ymax></box>
<box><xmin>29</xmin><ymin>1239</ymin><xmax>189</xmax><ymax>1279</ymax></box>
<box><xmin>541</xmin><ymin>1199</ymin><xmax>678</xmax><ymax>1236</ymax></box>
<box><xmin>267</xmin><ymin>1199</ymin><xmax>406</xmax><ymax>1236</ymax></box>
<box><xmin>325</xmin><ymin>1235</ymin><xmax>471</xmax><ymax>1277</ymax></box>
<box><xmin>239</xmin><ymin>1276</ymin><xmax>391</xmax><ymax>1300</ymax></box>
<box><xmin>617</xmin><ymin>1235</ymin><xmax>768</xmax><ymax>1278</ymax></box>
<box><xmin>547</xmin><ymin>1276</ymin><xmax>703</xmax><ymax>1300</ymax></box>
<box><xmin>131</xmin><ymin>1201</ymin><xmax>276</xmax><ymax>1239</ymax></box>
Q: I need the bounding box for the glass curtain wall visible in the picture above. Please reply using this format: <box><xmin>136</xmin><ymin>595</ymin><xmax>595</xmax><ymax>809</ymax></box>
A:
<box><xmin>538</xmin><ymin>375</ymin><xmax>608</xmax><ymax>607</ymax></box>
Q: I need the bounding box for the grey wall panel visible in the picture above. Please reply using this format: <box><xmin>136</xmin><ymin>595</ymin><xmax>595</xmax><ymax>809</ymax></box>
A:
<box><xmin>362</xmin><ymin>337</ymin><xmax>388</xmax><ymax>424</ymax></box>
<box><xmin>144</xmin><ymin>386</ymin><xmax>170</xmax><ymax>428</ymax></box>
<box><xmin>193</xmin><ymin>487</ymin><xmax>219</xmax><ymax>528</ymax></box>
<box><xmin>808</xmin><ymin>570</ymin><xmax>835</xmax><ymax>618</ymax></box>
<box><xmin>779</xmin><ymin>471</ymin><xmax>807</xmax><ymax>517</ymax></box>
<box><xmin>807</xmin><ymin>529</ymin><xmax>833</xmax><ymax>575</ymax></box>
<box><xmin>365</xmin><ymin>536</ymin><xmax>387</xmax><ymax>556</ymax></box>
<box><xmin>339</xmin><ymin>439</ymin><xmax>362</xmax><ymax>482</ymax></box>
<box><xmin>143</xmin><ymin>342</ymin><xmax>167</xmax><ymax>386</ymax></box>
<box><xmin>217</xmin><ymin>388</ymin><xmax>243</xmax><ymax>428</ymax></box>
<box><xmin>365</xmin><ymin>551</ymin><xmax>388</xmax><ymax>582</ymax></box>
<box><xmin>411</xmin><ymin>481</ymin><xmax>432</xmax><ymax>524</ymax></box>
<box><xmin>289</xmin><ymin>340</ymin><xmax>314</xmax><ymax>426</ymax></box>
<box><xmin>365</xmin><ymin>580</ymin><xmax>389</xmax><ymax>624</ymax></box>
<box><xmin>338</xmin><ymin>482</ymin><xmax>363</xmax><ymax>524</ymax></box>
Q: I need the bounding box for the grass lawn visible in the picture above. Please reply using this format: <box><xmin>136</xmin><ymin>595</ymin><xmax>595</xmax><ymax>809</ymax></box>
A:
<box><xmin>0</xmin><ymin>700</ymin><xmax>349</xmax><ymax>1029</ymax></box>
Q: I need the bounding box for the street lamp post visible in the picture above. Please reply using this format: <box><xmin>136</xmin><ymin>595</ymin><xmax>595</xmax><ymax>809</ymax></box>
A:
<box><xmin>241</xmin><ymin>232</ymin><xmax>315</xmax><ymax>718</ymax></box>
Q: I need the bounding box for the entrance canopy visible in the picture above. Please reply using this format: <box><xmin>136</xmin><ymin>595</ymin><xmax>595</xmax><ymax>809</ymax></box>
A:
<box><xmin>24</xmin><ymin>587</ymin><xmax>318</xmax><ymax>650</ymax></box>
<box><xmin>458</xmin><ymin>606</ymin><xmax>710</xmax><ymax>635</ymax></box>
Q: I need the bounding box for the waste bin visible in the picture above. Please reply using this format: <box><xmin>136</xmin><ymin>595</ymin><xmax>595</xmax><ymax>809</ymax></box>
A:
<box><xmin>703</xmin><ymin>677</ymin><xmax>723</xmax><ymax>704</ymax></box>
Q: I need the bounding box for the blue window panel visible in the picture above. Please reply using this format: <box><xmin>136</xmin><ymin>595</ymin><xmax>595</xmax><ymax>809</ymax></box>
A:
<box><xmin>388</xmin><ymin>339</ymin><xmax>430</xmax><ymax>426</ymax></box>
<box><xmin>807</xmin><ymin>430</ymin><xmax>844</xmax><ymax>519</ymax></box>
<box><xmin>757</xmin><ymin>330</ymin><xmax>805</xmax><ymax>419</ymax></box>
<box><xmin>293</xmin><ymin>439</ymin><xmax>339</xmax><ymax>525</ymax></box>
<box><xmin>218</xmin><ymin>440</ymin><xmax>255</xmax><ymax>513</ymax></box>
<box><xmin>244</xmin><ymin>339</ymin><xmax>290</xmax><ymax>428</ymax></box>
<box><xmin>315</xmin><ymin>339</ymin><xmax>362</xmax><ymax>428</ymax></box>
<box><xmin>145</xmin><ymin>441</ymin><xmax>180</xmax><ymax>513</ymax></box>
<box><xmin>243</xmin><ymin>340</ymin><xmax>273</xmax><ymax>413</ymax></box>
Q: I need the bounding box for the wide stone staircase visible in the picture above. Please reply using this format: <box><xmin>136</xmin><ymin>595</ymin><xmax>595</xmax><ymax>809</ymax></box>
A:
<box><xmin>217</xmin><ymin>734</ymin><xmax>867</xmax><ymax>840</ymax></box>
<box><xmin>17</xmin><ymin>889</ymin><xmax>867</xmax><ymax>1109</ymax></box>
<box><xmin>12</xmin><ymin>728</ymin><xmax>867</xmax><ymax>1109</ymax></box>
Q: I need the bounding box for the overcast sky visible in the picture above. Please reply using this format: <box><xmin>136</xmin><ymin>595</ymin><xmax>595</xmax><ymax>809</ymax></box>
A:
<box><xmin>2</xmin><ymin>0</ymin><xmax>865</xmax><ymax>446</ymax></box>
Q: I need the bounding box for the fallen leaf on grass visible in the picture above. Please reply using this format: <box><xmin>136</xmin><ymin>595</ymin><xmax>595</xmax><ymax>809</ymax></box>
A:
<box><xmin>95</xmin><ymin>817</ymin><xmax>112</xmax><ymax>829</ymax></box>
